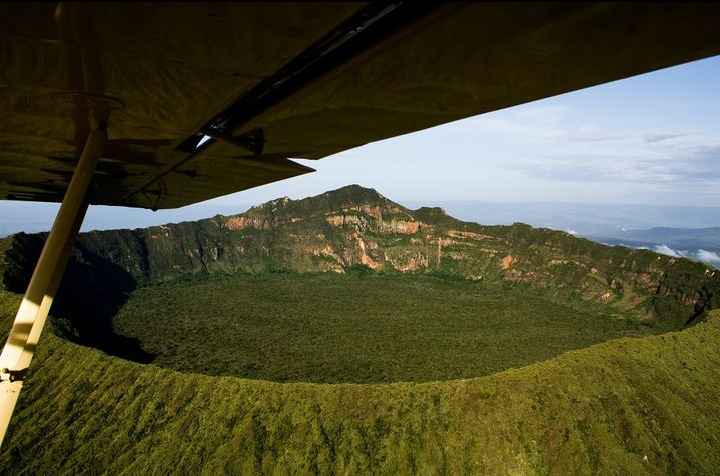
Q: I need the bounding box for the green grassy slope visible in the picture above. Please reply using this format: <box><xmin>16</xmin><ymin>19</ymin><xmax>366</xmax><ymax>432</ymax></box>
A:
<box><xmin>111</xmin><ymin>273</ymin><xmax>653</xmax><ymax>383</ymax></box>
<box><xmin>1</xmin><ymin>287</ymin><xmax>718</xmax><ymax>474</ymax></box>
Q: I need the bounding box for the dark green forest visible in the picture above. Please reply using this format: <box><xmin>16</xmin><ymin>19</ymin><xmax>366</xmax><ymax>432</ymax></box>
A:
<box><xmin>112</xmin><ymin>273</ymin><xmax>654</xmax><ymax>383</ymax></box>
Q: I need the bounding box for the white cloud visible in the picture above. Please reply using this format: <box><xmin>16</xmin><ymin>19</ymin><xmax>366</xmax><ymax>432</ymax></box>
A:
<box><xmin>646</xmin><ymin>247</ymin><xmax>719</xmax><ymax>267</ymax></box>
<box><xmin>567</xmin><ymin>126</ymin><xmax>626</xmax><ymax>143</ymax></box>
<box><xmin>697</xmin><ymin>249</ymin><xmax>720</xmax><ymax>263</ymax></box>
<box><xmin>503</xmin><ymin>115</ymin><xmax>720</xmax><ymax>188</ymax></box>
<box><xmin>653</xmin><ymin>244</ymin><xmax>683</xmax><ymax>258</ymax></box>
<box><xmin>644</xmin><ymin>133</ymin><xmax>686</xmax><ymax>143</ymax></box>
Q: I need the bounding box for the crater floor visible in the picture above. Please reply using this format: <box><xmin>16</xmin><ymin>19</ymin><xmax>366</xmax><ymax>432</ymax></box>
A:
<box><xmin>106</xmin><ymin>273</ymin><xmax>655</xmax><ymax>383</ymax></box>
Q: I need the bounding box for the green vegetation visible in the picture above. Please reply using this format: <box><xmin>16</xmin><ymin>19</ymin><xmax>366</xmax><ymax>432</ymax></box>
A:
<box><xmin>0</xmin><ymin>185</ymin><xmax>718</xmax><ymax>473</ymax></box>
<box><xmin>1</xmin><ymin>285</ymin><xmax>719</xmax><ymax>474</ymax></box>
<box><xmin>3</xmin><ymin>185</ymin><xmax>718</xmax><ymax>333</ymax></box>
<box><xmin>111</xmin><ymin>273</ymin><xmax>654</xmax><ymax>383</ymax></box>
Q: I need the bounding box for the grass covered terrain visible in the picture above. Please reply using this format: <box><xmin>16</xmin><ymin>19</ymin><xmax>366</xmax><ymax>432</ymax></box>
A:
<box><xmin>2</xmin><ymin>186</ymin><xmax>719</xmax><ymax>473</ymax></box>
<box><xmin>110</xmin><ymin>273</ymin><xmax>653</xmax><ymax>383</ymax></box>
<box><xmin>0</xmin><ymin>285</ymin><xmax>719</xmax><ymax>474</ymax></box>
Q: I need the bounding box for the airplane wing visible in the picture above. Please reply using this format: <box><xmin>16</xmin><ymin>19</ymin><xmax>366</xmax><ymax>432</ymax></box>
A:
<box><xmin>1</xmin><ymin>2</ymin><xmax>719</xmax><ymax>209</ymax></box>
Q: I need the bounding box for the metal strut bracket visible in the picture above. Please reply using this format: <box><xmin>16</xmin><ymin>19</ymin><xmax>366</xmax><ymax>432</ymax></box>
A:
<box><xmin>0</xmin><ymin>369</ymin><xmax>27</xmax><ymax>383</ymax></box>
<box><xmin>207</xmin><ymin>128</ymin><xmax>265</xmax><ymax>156</ymax></box>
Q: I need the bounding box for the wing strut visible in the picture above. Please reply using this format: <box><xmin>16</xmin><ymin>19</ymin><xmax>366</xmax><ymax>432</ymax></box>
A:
<box><xmin>0</xmin><ymin>125</ymin><xmax>105</xmax><ymax>447</ymax></box>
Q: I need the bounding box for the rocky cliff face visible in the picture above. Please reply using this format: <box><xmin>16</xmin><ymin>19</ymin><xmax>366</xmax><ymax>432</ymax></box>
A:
<box><xmin>3</xmin><ymin>185</ymin><xmax>719</xmax><ymax>329</ymax></box>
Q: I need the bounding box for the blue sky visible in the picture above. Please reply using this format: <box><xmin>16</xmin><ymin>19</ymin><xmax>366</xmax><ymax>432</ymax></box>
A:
<box><xmin>2</xmin><ymin>54</ymin><xmax>719</xmax><ymax>233</ymax></box>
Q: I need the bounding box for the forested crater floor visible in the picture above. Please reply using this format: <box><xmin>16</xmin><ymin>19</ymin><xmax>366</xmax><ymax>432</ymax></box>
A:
<box><xmin>110</xmin><ymin>273</ymin><xmax>656</xmax><ymax>383</ymax></box>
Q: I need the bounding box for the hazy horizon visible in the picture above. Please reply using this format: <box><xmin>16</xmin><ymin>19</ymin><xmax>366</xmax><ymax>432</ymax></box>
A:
<box><xmin>2</xmin><ymin>190</ymin><xmax>720</xmax><ymax>237</ymax></box>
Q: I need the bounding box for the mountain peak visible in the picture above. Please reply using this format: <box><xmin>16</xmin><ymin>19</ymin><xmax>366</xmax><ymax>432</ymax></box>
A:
<box><xmin>297</xmin><ymin>184</ymin><xmax>407</xmax><ymax>217</ymax></box>
<box><xmin>318</xmin><ymin>184</ymin><xmax>389</xmax><ymax>203</ymax></box>
<box><xmin>239</xmin><ymin>185</ymin><xmax>404</xmax><ymax>222</ymax></box>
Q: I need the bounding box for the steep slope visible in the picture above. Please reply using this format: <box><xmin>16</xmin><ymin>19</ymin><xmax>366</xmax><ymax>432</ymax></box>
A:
<box><xmin>3</xmin><ymin>185</ymin><xmax>718</xmax><ymax>330</ymax></box>
<box><xmin>0</xmin><ymin>288</ymin><xmax>719</xmax><ymax>474</ymax></box>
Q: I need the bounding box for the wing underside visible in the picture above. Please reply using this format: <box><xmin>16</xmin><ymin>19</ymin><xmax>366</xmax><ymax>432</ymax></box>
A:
<box><xmin>1</xmin><ymin>2</ymin><xmax>719</xmax><ymax>209</ymax></box>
